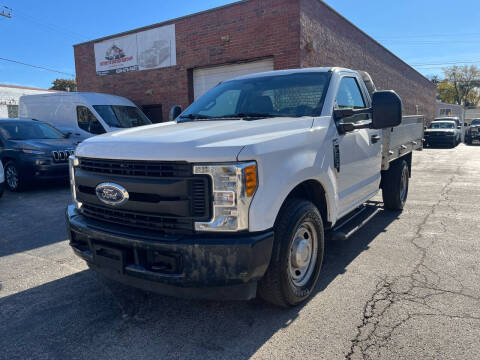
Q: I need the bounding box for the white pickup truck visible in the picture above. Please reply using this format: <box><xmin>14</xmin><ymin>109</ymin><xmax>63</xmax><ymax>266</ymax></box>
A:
<box><xmin>66</xmin><ymin>67</ymin><xmax>424</xmax><ymax>306</ymax></box>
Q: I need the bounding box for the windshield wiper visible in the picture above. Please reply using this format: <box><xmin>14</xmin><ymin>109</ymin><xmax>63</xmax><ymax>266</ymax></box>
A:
<box><xmin>178</xmin><ymin>114</ymin><xmax>213</xmax><ymax>120</ymax></box>
<box><xmin>218</xmin><ymin>113</ymin><xmax>279</xmax><ymax>119</ymax></box>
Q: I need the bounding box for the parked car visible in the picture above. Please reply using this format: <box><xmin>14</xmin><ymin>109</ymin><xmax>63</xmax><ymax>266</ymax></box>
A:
<box><xmin>424</xmin><ymin>120</ymin><xmax>459</xmax><ymax>147</ymax></box>
<box><xmin>0</xmin><ymin>118</ymin><xmax>77</xmax><ymax>191</ymax></box>
<box><xmin>19</xmin><ymin>92</ymin><xmax>152</xmax><ymax>142</ymax></box>
<box><xmin>465</xmin><ymin>119</ymin><xmax>480</xmax><ymax>145</ymax></box>
<box><xmin>66</xmin><ymin>67</ymin><xmax>424</xmax><ymax>307</ymax></box>
<box><xmin>433</xmin><ymin>116</ymin><xmax>463</xmax><ymax>143</ymax></box>
<box><xmin>0</xmin><ymin>161</ymin><xmax>4</xmax><ymax>198</ymax></box>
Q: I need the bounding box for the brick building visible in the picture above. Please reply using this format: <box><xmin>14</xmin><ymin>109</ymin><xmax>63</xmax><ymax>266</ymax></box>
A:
<box><xmin>74</xmin><ymin>0</ymin><xmax>436</xmax><ymax>122</ymax></box>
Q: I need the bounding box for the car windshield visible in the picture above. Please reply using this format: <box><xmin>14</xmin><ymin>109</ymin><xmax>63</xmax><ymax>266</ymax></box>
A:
<box><xmin>93</xmin><ymin>105</ymin><xmax>151</xmax><ymax>128</ymax></box>
<box><xmin>180</xmin><ymin>72</ymin><xmax>332</xmax><ymax>120</ymax></box>
<box><xmin>471</xmin><ymin>119</ymin><xmax>480</xmax><ymax>125</ymax></box>
<box><xmin>430</xmin><ymin>122</ymin><xmax>454</xmax><ymax>129</ymax></box>
<box><xmin>0</xmin><ymin>121</ymin><xmax>65</xmax><ymax>140</ymax></box>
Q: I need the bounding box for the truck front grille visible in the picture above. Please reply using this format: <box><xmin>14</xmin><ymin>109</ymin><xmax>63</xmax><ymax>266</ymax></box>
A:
<box><xmin>75</xmin><ymin>157</ymin><xmax>211</xmax><ymax>234</ymax></box>
<box><xmin>78</xmin><ymin>158</ymin><xmax>192</xmax><ymax>178</ymax></box>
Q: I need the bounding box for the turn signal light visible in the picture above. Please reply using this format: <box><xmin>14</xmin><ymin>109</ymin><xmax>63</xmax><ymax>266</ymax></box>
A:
<box><xmin>244</xmin><ymin>164</ymin><xmax>257</xmax><ymax>197</ymax></box>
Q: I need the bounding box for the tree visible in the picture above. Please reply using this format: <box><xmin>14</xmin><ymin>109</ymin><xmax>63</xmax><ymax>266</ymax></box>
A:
<box><xmin>437</xmin><ymin>80</ymin><xmax>456</xmax><ymax>104</ymax></box>
<box><xmin>438</xmin><ymin>65</ymin><xmax>480</xmax><ymax>106</ymax></box>
<box><xmin>50</xmin><ymin>78</ymin><xmax>77</xmax><ymax>91</ymax></box>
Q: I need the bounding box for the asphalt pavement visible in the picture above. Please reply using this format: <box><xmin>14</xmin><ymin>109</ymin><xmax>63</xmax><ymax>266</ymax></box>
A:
<box><xmin>1</xmin><ymin>144</ymin><xmax>479</xmax><ymax>360</ymax></box>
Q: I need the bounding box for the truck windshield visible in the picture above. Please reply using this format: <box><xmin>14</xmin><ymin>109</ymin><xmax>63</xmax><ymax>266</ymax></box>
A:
<box><xmin>430</xmin><ymin>122</ymin><xmax>454</xmax><ymax>129</ymax></box>
<box><xmin>0</xmin><ymin>121</ymin><xmax>65</xmax><ymax>140</ymax></box>
<box><xmin>471</xmin><ymin>119</ymin><xmax>480</xmax><ymax>125</ymax></box>
<box><xmin>93</xmin><ymin>105</ymin><xmax>151</xmax><ymax>128</ymax></box>
<box><xmin>180</xmin><ymin>72</ymin><xmax>331</xmax><ymax>120</ymax></box>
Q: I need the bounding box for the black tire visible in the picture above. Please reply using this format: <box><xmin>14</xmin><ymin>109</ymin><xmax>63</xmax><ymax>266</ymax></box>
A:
<box><xmin>4</xmin><ymin>161</ymin><xmax>24</xmax><ymax>192</ymax></box>
<box><xmin>258</xmin><ymin>198</ymin><xmax>324</xmax><ymax>307</ymax></box>
<box><xmin>382</xmin><ymin>159</ymin><xmax>409</xmax><ymax>211</ymax></box>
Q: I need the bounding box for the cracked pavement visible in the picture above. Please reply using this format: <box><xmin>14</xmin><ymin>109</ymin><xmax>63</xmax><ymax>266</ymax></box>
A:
<box><xmin>1</xmin><ymin>144</ymin><xmax>480</xmax><ymax>359</ymax></box>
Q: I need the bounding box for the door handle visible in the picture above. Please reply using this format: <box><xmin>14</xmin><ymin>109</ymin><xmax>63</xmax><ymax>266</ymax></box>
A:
<box><xmin>371</xmin><ymin>134</ymin><xmax>380</xmax><ymax>144</ymax></box>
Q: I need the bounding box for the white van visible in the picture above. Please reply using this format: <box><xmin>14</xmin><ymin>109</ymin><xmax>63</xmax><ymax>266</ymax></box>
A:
<box><xmin>19</xmin><ymin>92</ymin><xmax>151</xmax><ymax>142</ymax></box>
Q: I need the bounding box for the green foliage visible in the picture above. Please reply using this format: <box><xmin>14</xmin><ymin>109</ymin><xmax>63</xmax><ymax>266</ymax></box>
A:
<box><xmin>50</xmin><ymin>78</ymin><xmax>77</xmax><ymax>91</ymax></box>
<box><xmin>437</xmin><ymin>65</ymin><xmax>480</xmax><ymax>107</ymax></box>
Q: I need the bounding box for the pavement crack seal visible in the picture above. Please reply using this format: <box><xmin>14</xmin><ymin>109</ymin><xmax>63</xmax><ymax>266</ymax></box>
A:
<box><xmin>345</xmin><ymin>170</ymin><xmax>480</xmax><ymax>360</ymax></box>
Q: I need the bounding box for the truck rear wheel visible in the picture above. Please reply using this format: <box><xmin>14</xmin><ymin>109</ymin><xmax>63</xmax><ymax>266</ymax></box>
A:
<box><xmin>382</xmin><ymin>159</ymin><xmax>409</xmax><ymax>210</ymax></box>
<box><xmin>258</xmin><ymin>198</ymin><xmax>324</xmax><ymax>307</ymax></box>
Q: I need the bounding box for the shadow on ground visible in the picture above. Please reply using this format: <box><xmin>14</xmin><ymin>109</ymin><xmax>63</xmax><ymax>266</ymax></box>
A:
<box><xmin>0</xmin><ymin>180</ymin><xmax>70</xmax><ymax>257</ymax></box>
<box><xmin>0</xmin><ymin>206</ymin><xmax>399</xmax><ymax>359</ymax></box>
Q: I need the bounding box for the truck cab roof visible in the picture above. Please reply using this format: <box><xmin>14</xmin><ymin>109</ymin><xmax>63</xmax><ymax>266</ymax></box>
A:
<box><xmin>231</xmin><ymin>67</ymin><xmax>356</xmax><ymax>81</ymax></box>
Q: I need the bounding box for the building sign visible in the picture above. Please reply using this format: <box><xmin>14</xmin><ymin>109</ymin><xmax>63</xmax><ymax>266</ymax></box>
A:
<box><xmin>94</xmin><ymin>24</ymin><xmax>176</xmax><ymax>76</ymax></box>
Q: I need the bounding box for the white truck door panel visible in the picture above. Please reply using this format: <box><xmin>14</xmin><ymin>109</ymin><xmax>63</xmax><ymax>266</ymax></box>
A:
<box><xmin>334</xmin><ymin>75</ymin><xmax>382</xmax><ymax>217</ymax></box>
<box><xmin>336</xmin><ymin>127</ymin><xmax>381</xmax><ymax>216</ymax></box>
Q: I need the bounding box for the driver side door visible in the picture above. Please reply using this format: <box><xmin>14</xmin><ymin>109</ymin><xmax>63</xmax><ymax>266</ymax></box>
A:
<box><xmin>76</xmin><ymin>105</ymin><xmax>106</xmax><ymax>139</ymax></box>
<box><xmin>334</xmin><ymin>75</ymin><xmax>382</xmax><ymax>217</ymax></box>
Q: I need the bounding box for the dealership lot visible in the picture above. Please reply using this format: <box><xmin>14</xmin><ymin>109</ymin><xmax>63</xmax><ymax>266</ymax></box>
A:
<box><xmin>1</xmin><ymin>145</ymin><xmax>480</xmax><ymax>360</ymax></box>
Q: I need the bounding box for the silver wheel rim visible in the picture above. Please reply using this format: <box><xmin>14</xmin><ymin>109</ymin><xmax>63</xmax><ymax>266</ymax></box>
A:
<box><xmin>288</xmin><ymin>221</ymin><xmax>318</xmax><ymax>287</ymax></box>
<box><xmin>400</xmin><ymin>166</ymin><xmax>408</xmax><ymax>203</ymax></box>
<box><xmin>6</xmin><ymin>165</ymin><xmax>18</xmax><ymax>189</ymax></box>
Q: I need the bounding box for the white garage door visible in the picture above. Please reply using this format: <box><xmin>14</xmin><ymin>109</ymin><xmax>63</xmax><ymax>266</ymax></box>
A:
<box><xmin>193</xmin><ymin>59</ymin><xmax>274</xmax><ymax>100</ymax></box>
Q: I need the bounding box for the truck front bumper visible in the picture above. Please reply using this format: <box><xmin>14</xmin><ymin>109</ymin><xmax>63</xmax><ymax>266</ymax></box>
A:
<box><xmin>424</xmin><ymin>134</ymin><xmax>456</xmax><ymax>146</ymax></box>
<box><xmin>66</xmin><ymin>206</ymin><xmax>274</xmax><ymax>300</ymax></box>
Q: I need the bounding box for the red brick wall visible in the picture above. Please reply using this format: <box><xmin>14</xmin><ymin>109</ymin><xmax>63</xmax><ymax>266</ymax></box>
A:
<box><xmin>74</xmin><ymin>0</ymin><xmax>301</xmax><ymax>121</ymax></box>
<box><xmin>300</xmin><ymin>0</ymin><xmax>436</xmax><ymax>121</ymax></box>
<box><xmin>75</xmin><ymin>0</ymin><xmax>436</xmax><ymax>123</ymax></box>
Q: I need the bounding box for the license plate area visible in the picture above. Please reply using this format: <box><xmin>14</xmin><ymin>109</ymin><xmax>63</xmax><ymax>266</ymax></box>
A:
<box><xmin>93</xmin><ymin>243</ymin><xmax>126</xmax><ymax>273</ymax></box>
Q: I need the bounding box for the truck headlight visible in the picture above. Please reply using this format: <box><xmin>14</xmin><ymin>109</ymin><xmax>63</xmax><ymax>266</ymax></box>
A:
<box><xmin>193</xmin><ymin>162</ymin><xmax>258</xmax><ymax>232</ymax></box>
<box><xmin>69</xmin><ymin>155</ymin><xmax>82</xmax><ymax>209</ymax></box>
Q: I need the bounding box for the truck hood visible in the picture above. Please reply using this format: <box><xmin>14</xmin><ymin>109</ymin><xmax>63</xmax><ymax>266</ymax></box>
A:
<box><xmin>75</xmin><ymin>118</ymin><xmax>314</xmax><ymax>162</ymax></box>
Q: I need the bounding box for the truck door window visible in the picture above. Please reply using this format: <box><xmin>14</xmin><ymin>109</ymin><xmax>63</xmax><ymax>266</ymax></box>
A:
<box><xmin>335</xmin><ymin>77</ymin><xmax>368</xmax><ymax>123</ymax></box>
<box><xmin>77</xmin><ymin>106</ymin><xmax>106</xmax><ymax>134</ymax></box>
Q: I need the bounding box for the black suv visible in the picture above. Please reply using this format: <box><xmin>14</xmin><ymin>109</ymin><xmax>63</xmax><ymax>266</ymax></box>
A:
<box><xmin>466</xmin><ymin>119</ymin><xmax>480</xmax><ymax>145</ymax></box>
<box><xmin>0</xmin><ymin>118</ymin><xmax>77</xmax><ymax>191</ymax></box>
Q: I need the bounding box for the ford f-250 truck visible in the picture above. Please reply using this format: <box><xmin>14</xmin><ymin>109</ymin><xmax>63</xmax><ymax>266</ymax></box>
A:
<box><xmin>66</xmin><ymin>68</ymin><xmax>424</xmax><ymax>307</ymax></box>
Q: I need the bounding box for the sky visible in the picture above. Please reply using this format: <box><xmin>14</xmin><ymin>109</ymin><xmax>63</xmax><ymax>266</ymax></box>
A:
<box><xmin>1</xmin><ymin>0</ymin><xmax>479</xmax><ymax>89</ymax></box>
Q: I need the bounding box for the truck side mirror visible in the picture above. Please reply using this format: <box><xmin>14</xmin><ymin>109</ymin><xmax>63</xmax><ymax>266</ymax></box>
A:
<box><xmin>371</xmin><ymin>91</ymin><xmax>402</xmax><ymax>129</ymax></box>
<box><xmin>169</xmin><ymin>105</ymin><xmax>182</xmax><ymax>121</ymax></box>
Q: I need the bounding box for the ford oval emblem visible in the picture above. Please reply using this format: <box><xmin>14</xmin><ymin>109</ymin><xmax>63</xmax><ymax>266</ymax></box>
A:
<box><xmin>95</xmin><ymin>183</ymin><xmax>129</xmax><ymax>206</ymax></box>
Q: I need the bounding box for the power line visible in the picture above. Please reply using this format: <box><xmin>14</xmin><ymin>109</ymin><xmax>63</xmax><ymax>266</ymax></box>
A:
<box><xmin>377</xmin><ymin>32</ymin><xmax>480</xmax><ymax>40</ymax></box>
<box><xmin>13</xmin><ymin>8</ymin><xmax>88</xmax><ymax>41</ymax></box>
<box><xmin>0</xmin><ymin>57</ymin><xmax>75</xmax><ymax>77</ymax></box>
<box><xmin>0</xmin><ymin>5</ymin><xmax>88</xmax><ymax>42</ymax></box>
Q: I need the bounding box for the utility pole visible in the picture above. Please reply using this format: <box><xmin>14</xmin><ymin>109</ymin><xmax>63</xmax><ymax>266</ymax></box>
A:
<box><xmin>0</xmin><ymin>5</ymin><xmax>12</xmax><ymax>18</ymax></box>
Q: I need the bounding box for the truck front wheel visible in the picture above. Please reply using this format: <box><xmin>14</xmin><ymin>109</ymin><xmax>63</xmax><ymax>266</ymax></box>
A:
<box><xmin>382</xmin><ymin>159</ymin><xmax>409</xmax><ymax>210</ymax></box>
<box><xmin>258</xmin><ymin>199</ymin><xmax>324</xmax><ymax>307</ymax></box>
